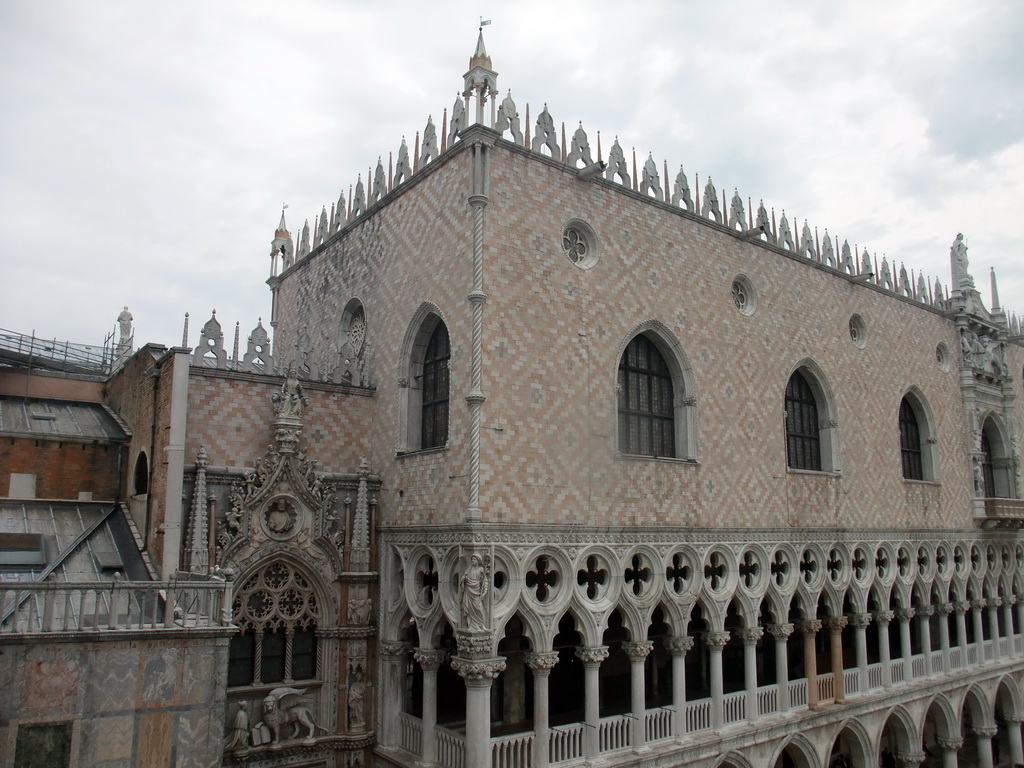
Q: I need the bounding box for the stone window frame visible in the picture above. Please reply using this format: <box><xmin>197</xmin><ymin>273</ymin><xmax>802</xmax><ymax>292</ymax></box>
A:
<box><xmin>980</xmin><ymin>413</ymin><xmax>1013</xmax><ymax>498</ymax></box>
<box><xmin>783</xmin><ymin>360</ymin><xmax>840</xmax><ymax>474</ymax></box>
<box><xmin>614</xmin><ymin>321</ymin><xmax>697</xmax><ymax>461</ymax></box>
<box><xmin>132</xmin><ymin>450</ymin><xmax>149</xmax><ymax>496</ymax></box>
<box><xmin>898</xmin><ymin>388</ymin><xmax>939</xmax><ymax>483</ymax></box>
<box><xmin>398</xmin><ymin>304</ymin><xmax>452</xmax><ymax>454</ymax></box>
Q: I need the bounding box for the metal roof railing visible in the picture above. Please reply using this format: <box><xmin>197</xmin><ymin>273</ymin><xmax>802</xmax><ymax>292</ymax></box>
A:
<box><xmin>0</xmin><ymin>327</ymin><xmax>115</xmax><ymax>375</ymax></box>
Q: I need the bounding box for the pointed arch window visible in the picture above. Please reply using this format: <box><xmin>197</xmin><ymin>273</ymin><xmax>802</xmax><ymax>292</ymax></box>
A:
<box><xmin>899</xmin><ymin>397</ymin><xmax>923</xmax><ymax>480</ymax></box>
<box><xmin>132</xmin><ymin>452</ymin><xmax>149</xmax><ymax>496</ymax></box>
<box><xmin>618</xmin><ymin>335</ymin><xmax>675</xmax><ymax>457</ymax></box>
<box><xmin>227</xmin><ymin>561</ymin><xmax>320</xmax><ymax>688</ymax></box>
<box><xmin>421</xmin><ymin>323</ymin><xmax>450</xmax><ymax>450</ymax></box>
<box><xmin>981</xmin><ymin>430</ymin><xmax>996</xmax><ymax>498</ymax></box>
<box><xmin>785</xmin><ymin>370</ymin><xmax>821</xmax><ymax>471</ymax></box>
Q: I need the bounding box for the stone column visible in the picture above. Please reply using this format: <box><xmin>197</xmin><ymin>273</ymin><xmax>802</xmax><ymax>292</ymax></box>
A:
<box><xmin>623</xmin><ymin>641</ymin><xmax>654</xmax><ymax>751</ymax></box>
<box><xmin>875</xmin><ymin>610</ymin><xmax>894</xmax><ymax>688</ymax></box>
<box><xmin>971</xmin><ymin>599</ymin><xmax>987</xmax><ymax>662</ymax></box>
<box><xmin>414</xmin><ymin>648</ymin><xmax>447</xmax><ymax>765</ymax></box>
<box><xmin>736</xmin><ymin>627</ymin><xmax>763</xmax><ymax>721</ymax></box>
<box><xmin>576</xmin><ymin>646</ymin><xmax>609</xmax><ymax>761</ymax></box>
<box><xmin>799</xmin><ymin>620</ymin><xmax>822</xmax><ymax>709</ymax></box>
<box><xmin>1002</xmin><ymin>596</ymin><xmax>1017</xmax><ymax>656</ymax></box>
<box><xmin>937</xmin><ymin>603</ymin><xmax>953</xmax><ymax>673</ymax></box>
<box><xmin>954</xmin><ymin>601</ymin><xmax>970</xmax><ymax>663</ymax></box>
<box><xmin>450</xmin><ymin>655</ymin><xmax>506</xmax><ymax>768</ymax></box>
<box><xmin>1016</xmin><ymin>594</ymin><xmax>1024</xmax><ymax>651</ymax></box>
<box><xmin>377</xmin><ymin>641</ymin><xmax>410</xmax><ymax>754</ymax></box>
<box><xmin>849</xmin><ymin>613</ymin><xmax>872</xmax><ymax>693</ymax></box>
<box><xmin>986</xmin><ymin>597</ymin><xmax>1002</xmax><ymax>660</ymax></box>
<box><xmin>895</xmin><ymin>607</ymin><xmax>915</xmax><ymax>681</ymax></box>
<box><xmin>704</xmin><ymin>632</ymin><xmax>730</xmax><ymax>729</ymax></box>
<box><xmin>525</xmin><ymin>652</ymin><xmax>559</xmax><ymax>768</ymax></box>
<box><xmin>823</xmin><ymin>617</ymin><xmax>847</xmax><ymax>702</ymax></box>
<box><xmin>1007</xmin><ymin>715</ymin><xmax>1024</xmax><ymax>766</ymax></box>
<box><xmin>897</xmin><ymin>750</ymin><xmax>926</xmax><ymax>767</ymax></box>
<box><xmin>767</xmin><ymin>623</ymin><xmax>794</xmax><ymax>712</ymax></box>
<box><xmin>972</xmin><ymin>724</ymin><xmax>996</xmax><ymax>768</ymax></box>
<box><xmin>917</xmin><ymin>605</ymin><xmax>935</xmax><ymax>676</ymax></box>
<box><xmin>936</xmin><ymin>736</ymin><xmax>962</xmax><ymax>768</ymax></box>
<box><xmin>664</xmin><ymin>636</ymin><xmax>693</xmax><ymax>739</ymax></box>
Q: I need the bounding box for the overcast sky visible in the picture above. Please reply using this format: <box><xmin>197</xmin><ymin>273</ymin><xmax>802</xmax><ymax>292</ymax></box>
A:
<box><xmin>1</xmin><ymin>1</ymin><xmax>1021</xmax><ymax>352</ymax></box>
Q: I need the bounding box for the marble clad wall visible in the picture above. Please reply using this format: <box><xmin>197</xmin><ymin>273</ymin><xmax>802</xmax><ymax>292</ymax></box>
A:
<box><xmin>0</xmin><ymin>634</ymin><xmax>229</xmax><ymax>768</ymax></box>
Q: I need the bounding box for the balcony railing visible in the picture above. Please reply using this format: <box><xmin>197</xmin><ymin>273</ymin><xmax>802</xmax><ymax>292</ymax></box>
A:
<box><xmin>394</xmin><ymin>638</ymin><xmax>1021</xmax><ymax>768</ymax></box>
<box><xmin>0</xmin><ymin>577</ymin><xmax>232</xmax><ymax>634</ymax></box>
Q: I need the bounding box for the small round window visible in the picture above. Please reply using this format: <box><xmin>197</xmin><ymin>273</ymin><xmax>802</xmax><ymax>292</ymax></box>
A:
<box><xmin>731</xmin><ymin>275</ymin><xmax>757</xmax><ymax>316</ymax></box>
<box><xmin>936</xmin><ymin>342</ymin><xmax>951</xmax><ymax>372</ymax></box>
<box><xmin>849</xmin><ymin>314</ymin><xmax>867</xmax><ymax>349</ymax></box>
<box><xmin>562</xmin><ymin>218</ymin><xmax>599</xmax><ymax>269</ymax></box>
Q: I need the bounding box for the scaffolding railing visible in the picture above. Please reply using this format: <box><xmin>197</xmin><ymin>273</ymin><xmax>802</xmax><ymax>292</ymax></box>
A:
<box><xmin>0</xmin><ymin>327</ymin><xmax>115</xmax><ymax>375</ymax></box>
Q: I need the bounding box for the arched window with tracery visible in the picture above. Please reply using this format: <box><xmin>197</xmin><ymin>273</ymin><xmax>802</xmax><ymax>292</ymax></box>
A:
<box><xmin>228</xmin><ymin>561</ymin><xmax>320</xmax><ymax>688</ymax></box>
<box><xmin>899</xmin><ymin>397</ymin><xmax>923</xmax><ymax>480</ymax></box>
<box><xmin>785</xmin><ymin>370</ymin><xmax>821</xmax><ymax>471</ymax></box>
<box><xmin>421</xmin><ymin>323</ymin><xmax>450</xmax><ymax>449</ymax></box>
<box><xmin>618</xmin><ymin>334</ymin><xmax>675</xmax><ymax>457</ymax></box>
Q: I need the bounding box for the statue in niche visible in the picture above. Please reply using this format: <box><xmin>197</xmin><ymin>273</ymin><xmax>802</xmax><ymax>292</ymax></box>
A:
<box><xmin>449</xmin><ymin>94</ymin><xmax>466</xmax><ymax>144</ymax></box>
<box><xmin>671</xmin><ymin>165</ymin><xmax>692</xmax><ymax>209</ymax></box>
<box><xmin>272</xmin><ymin>370</ymin><xmax>308</xmax><ymax>419</ymax></box>
<box><xmin>348</xmin><ymin>597</ymin><xmax>372</xmax><ymax>624</ymax></box>
<box><xmin>605</xmin><ymin>139</ymin><xmax>630</xmax><ymax>185</ymax></box>
<box><xmin>565</xmin><ymin>122</ymin><xmax>592</xmax><ymax>166</ymax></box>
<box><xmin>531</xmin><ymin>104</ymin><xmax>559</xmax><ymax>156</ymax></box>
<box><xmin>460</xmin><ymin>553</ymin><xmax>490</xmax><ymax>631</ymax></box>
<box><xmin>701</xmin><ymin>177</ymin><xmax>720</xmax><ymax>221</ymax></box>
<box><xmin>951</xmin><ymin>233</ymin><xmax>975</xmax><ymax>289</ymax></box>
<box><xmin>494</xmin><ymin>91</ymin><xmax>523</xmax><ymax>144</ymax></box>
<box><xmin>728</xmin><ymin>189</ymin><xmax>745</xmax><ymax>230</ymax></box>
<box><xmin>265</xmin><ymin>498</ymin><xmax>296</xmax><ymax>534</ymax></box>
<box><xmin>347</xmin><ymin>664</ymin><xmax>366</xmax><ymax>730</ymax></box>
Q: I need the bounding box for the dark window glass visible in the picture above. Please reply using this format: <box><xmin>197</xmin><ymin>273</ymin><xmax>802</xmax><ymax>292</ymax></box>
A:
<box><xmin>227</xmin><ymin>632</ymin><xmax>254</xmax><ymax>687</ymax></box>
<box><xmin>133</xmin><ymin>453</ymin><xmax>148</xmax><ymax>495</ymax></box>
<box><xmin>421</xmin><ymin>323</ymin><xmax>450</xmax><ymax>449</ymax></box>
<box><xmin>291</xmin><ymin>627</ymin><xmax>317</xmax><ymax>680</ymax></box>
<box><xmin>981</xmin><ymin>430</ymin><xmax>995</xmax><ymax>498</ymax></box>
<box><xmin>261</xmin><ymin>630</ymin><xmax>286</xmax><ymax>683</ymax></box>
<box><xmin>618</xmin><ymin>335</ymin><xmax>675</xmax><ymax>457</ymax></box>
<box><xmin>899</xmin><ymin>398</ymin><xmax>923</xmax><ymax>480</ymax></box>
<box><xmin>785</xmin><ymin>371</ymin><xmax>821</xmax><ymax>471</ymax></box>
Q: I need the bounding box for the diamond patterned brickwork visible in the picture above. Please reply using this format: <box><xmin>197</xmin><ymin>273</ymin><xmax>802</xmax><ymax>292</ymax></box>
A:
<box><xmin>266</xmin><ymin>139</ymin><xmax>1017</xmax><ymax>531</ymax></box>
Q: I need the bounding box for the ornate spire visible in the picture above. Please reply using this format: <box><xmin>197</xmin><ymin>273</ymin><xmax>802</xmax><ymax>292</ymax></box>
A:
<box><xmin>463</xmin><ymin>25</ymin><xmax>498</xmax><ymax>126</ymax></box>
<box><xmin>270</xmin><ymin>205</ymin><xmax>293</xmax><ymax>275</ymax></box>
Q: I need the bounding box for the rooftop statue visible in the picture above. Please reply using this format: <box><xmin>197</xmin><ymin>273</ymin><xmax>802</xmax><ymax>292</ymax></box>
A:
<box><xmin>951</xmin><ymin>233</ymin><xmax>975</xmax><ymax>291</ymax></box>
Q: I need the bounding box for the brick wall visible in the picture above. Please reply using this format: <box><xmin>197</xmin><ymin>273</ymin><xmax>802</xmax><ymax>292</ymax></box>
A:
<box><xmin>0</xmin><ymin>437</ymin><xmax>123</xmax><ymax>501</ymax></box>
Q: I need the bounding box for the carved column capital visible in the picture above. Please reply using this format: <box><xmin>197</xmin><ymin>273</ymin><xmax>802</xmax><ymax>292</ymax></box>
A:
<box><xmin>1005</xmin><ymin>595</ymin><xmax>1018</xmax><ymax>607</ymax></box>
<box><xmin>622</xmin><ymin>641</ymin><xmax>654</xmax><ymax>660</ymax></box>
<box><xmin>971</xmin><ymin>598</ymin><xmax>987</xmax><ymax>611</ymax></box>
<box><xmin>704</xmin><ymin>631</ymin><xmax>730</xmax><ymax>651</ymax></box>
<box><xmin>936</xmin><ymin>737</ymin><xmax>963</xmax><ymax>752</ymax></box>
<box><xmin>450</xmin><ymin>655</ymin><xmax>506</xmax><ymax>682</ymax></box>
<box><xmin>848</xmin><ymin>613</ymin><xmax>872</xmax><ymax>629</ymax></box>
<box><xmin>664</xmin><ymin>635</ymin><xmax>694</xmax><ymax>656</ymax></box>
<box><xmin>455</xmin><ymin>629</ymin><xmax>494</xmax><ymax>659</ymax></box>
<box><xmin>988</xmin><ymin>596</ymin><xmax>1003</xmax><ymax>609</ymax></box>
<box><xmin>972</xmin><ymin>725</ymin><xmax>998</xmax><ymax>739</ymax></box>
<box><xmin>937</xmin><ymin>602</ymin><xmax>955</xmax><ymax>616</ymax></box>
<box><xmin>1005</xmin><ymin>714</ymin><xmax>1024</xmax><ymax>725</ymax></box>
<box><xmin>916</xmin><ymin>604</ymin><xmax>936</xmax><ymax>618</ymax></box>
<box><xmin>524</xmin><ymin>651</ymin><xmax>560</xmax><ymax>672</ymax></box>
<box><xmin>575</xmin><ymin>645</ymin><xmax>609</xmax><ymax>666</ymax></box>
<box><xmin>894</xmin><ymin>607</ymin><xmax>916</xmax><ymax>622</ymax></box>
<box><xmin>798</xmin><ymin>619</ymin><xmax>822</xmax><ymax>636</ymax></box>
<box><xmin>413</xmin><ymin>648</ymin><xmax>447</xmax><ymax>671</ymax></box>
<box><xmin>874</xmin><ymin>609</ymin><xmax>895</xmax><ymax>625</ymax></box>
<box><xmin>766</xmin><ymin>623</ymin><xmax>795</xmax><ymax>639</ymax></box>
<box><xmin>379</xmin><ymin>640</ymin><xmax>411</xmax><ymax>658</ymax></box>
<box><xmin>823</xmin><ymin>616</ymin><xmax>848</xmax><ymax>632</ymax></box>
<box><xmin>896</xmin><ymin>750</ymin><xmax>926</xmax><ymax>767</ymax></box>
<box><xmin>736</xmin><ymin>627</ymin><xmax>764</xmax><ymax>644</ymax></box>
<box><xmin>953</xmin><ymin>601</ymin><xmax>971</xmax><ymax>615</ymax></box>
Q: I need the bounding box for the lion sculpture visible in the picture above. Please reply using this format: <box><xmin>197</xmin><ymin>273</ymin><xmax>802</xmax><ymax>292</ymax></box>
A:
<box><xmin>259</xmin><ymin>686</ymin><xmax>324</xmax><ymax>744</ymax></box>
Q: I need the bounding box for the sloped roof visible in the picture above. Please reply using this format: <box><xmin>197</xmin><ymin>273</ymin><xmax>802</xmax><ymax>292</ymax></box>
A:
<box><xmin>0</xmin><ymin>395</ymin><xmax>130</xmax><ymax>441</ymax></box>
<box><xmin>0</xmin><ymin>501</ymin><xmax>153</xmax><ymax>582</ymax></box>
